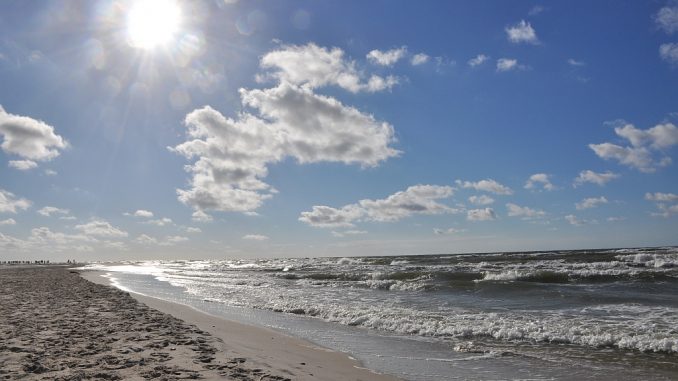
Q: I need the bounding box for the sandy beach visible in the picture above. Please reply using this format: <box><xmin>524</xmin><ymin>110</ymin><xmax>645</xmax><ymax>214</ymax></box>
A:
<box><xmin>0</xmin><ymin>267</ymin><xmax>397</xmax><ymax>380</ymax></box>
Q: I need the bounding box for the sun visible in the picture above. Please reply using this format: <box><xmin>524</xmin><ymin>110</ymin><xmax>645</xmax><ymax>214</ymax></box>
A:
<box><xmin>127</xmin><ymin>0</ymin><xmax>182</xmax><ymax>50</ymax></box>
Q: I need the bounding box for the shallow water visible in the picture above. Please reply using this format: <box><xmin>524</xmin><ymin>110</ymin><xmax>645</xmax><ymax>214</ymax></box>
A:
<box><xmin>84</xmin><ymin>247</ymin><xmax>678</xmax><ymax>380</ymax></box>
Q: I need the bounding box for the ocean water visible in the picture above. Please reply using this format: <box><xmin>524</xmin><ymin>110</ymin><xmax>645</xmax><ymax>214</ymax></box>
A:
<box><xmin>84</xmin><ymin>247</ymin><xmax>678</xmax><ymax>380</ymax></box>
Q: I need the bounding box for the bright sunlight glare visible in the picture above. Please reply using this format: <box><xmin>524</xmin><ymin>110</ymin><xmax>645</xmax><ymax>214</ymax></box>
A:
<box><xmin>127</xmin><ymin>0</ymin><xmax>182</xmax><ymax>50</ymax></box>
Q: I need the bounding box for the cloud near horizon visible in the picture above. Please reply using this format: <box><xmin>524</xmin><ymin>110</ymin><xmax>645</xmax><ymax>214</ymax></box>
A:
<box><xmin>299</xmin><ymin>184</ymin><xmax>457</xmax><ymax>228</ymax></box>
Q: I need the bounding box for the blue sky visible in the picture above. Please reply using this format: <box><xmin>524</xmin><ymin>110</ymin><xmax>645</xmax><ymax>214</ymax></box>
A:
<box><xmin>1</xmin><ymin>0</ymin><xmax>677</xmax><ymax>260</ymax></box>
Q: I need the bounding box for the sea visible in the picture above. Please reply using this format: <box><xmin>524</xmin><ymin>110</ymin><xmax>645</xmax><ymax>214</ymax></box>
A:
<box><xmin>83</xmin><ymin>246</ymin><xmax>678</xmax><ymax>380</ymax></box>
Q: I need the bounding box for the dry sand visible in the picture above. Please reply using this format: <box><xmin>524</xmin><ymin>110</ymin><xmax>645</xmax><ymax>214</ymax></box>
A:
<box><xmin>0</xmin><ymin>267</ymin><xmax>399</xmax><ymax>381</ymax></box>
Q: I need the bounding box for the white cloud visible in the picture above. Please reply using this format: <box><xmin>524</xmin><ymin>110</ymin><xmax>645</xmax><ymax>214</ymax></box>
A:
<box><xmin>260</xmin><ymin>43</ymin><xmax>398</xmax><ymax>93</ymax></box>
<box><xmin>606</xmin><ymin>216</ymin><xmax>626</xmax><ymax>222</ymax></box>
<box><xmin>0</xmin><ymin>218</ymin><xmax>16</xmax><ymax>225</ymax></box>
<box><xmin>243</xmin><ymin>234</ymin><xmax>269</xmax><ymax>241</ymax></box>
<box><xmin>433</xmin><ymin>227</ymin><xmax>466</xmax><ymax>235</ymax></box>
<box><xmin>165</xmin><ymin>235</ymin><xmax>189</xmax><ymax>244</ymax></box>
<box><xmin>44</xmin><ymin>169</ymin><xmax>57</xmax><ymax>176</ymax></box>
<box><xmin>456</xmin><ymin>179</ymin><xmax>513</xmax><ymax>195</ymax></box>
<box><xmin>358</xmin><ymin>185</ymin><xmax>456</xmax><ymax>222</ymax></box>
<box><xmin>332</xmin><ymin>230</ymin><xmax>367</xmax><ymax>238</ymax></box>
<box><xmin>468</xmin><ymin>54</ymin><xmax>489</xmax><ymax>67</ymax></box>
<box><xmin>191</xmin><ymin>210</ymin><xmax>213</xmax><ymax>222</ymax></box>
<box><xmin>575</xmin><ymin>196</ymin><xmax>608</xmax><ymax>210</ymax></box>
<box><xmin>567</xmin><ymin>58</ymin><xmax>585</xmax><ymax>67</ymax></box>
<box><xmin>468</xmin><ymin>195</ymin><xmax>494</xmax><ymax>205</ymax></box>
<box><xmin>132</xmin><ymin>209</ymin><xmax>154</xmax><ymax>218</ymax></box>
<box><xmin>299</xmin><ymin>205</ymin><xmax>364</xmax><ymax>228</ymax></box>
<box><xmin>656</xmin><ymin>4</ymin><xmax>678</xmax><ymax>34</ymax></box>
<box><xmin>660</xmin><ymin>43</ymin><xmax>678</xmax><ymax>65</ymax></box>
<box><xmin>524</xmin><ymin>173</ymin><xmax>555</xmax><ymax>191</ymax></box>
<box><xmin>144</xmin><ymin>217</ymin><xmax>173</xmax><ymax>227</ymax></box>
<box><xmin>467</xmin><ymin>208</ymin><xmax>497</xmax><ymax>221</ymax></box>
<box><xmin>565</xmin><ymin>214</ymin><xmax>584</xmax><ymax>226</ymax></box>
<box><xmin>173</xmin><ymin>45</ymin><xmax>400</xmax><ymax>216</ymax></box>
<box><xmin>651</xmin><ymin>203</ymin><xmax>678</xmax><ymax>218</ymax></box>
<box><xmin>0</xmin><ymin>105</ymin><xmax>68</xmax><ymax>164</ymax></box>
<box><xmin>496</xmin><ymin>58</ymin><xmax>524</xmax><ymax>72</ymax></box>
<box><xmin>589</xmin><ymin>122</ymin><xmax>678</xmax><ymax>172</ymax></box>
<box><xmin>367</xmin><ymin>47</ymin><xmax>407</xmax><ymax>66</ymax></box>
<box><xmin>573</xmin><ymin>170</ymin><xmax>620</xmax><ymax>187</ymax></box>
<box><xmin>615</xmin><ymin>123</ymin><xmax>678</xmax><ymax>149</ymax></box>
<box><xmin>505</xmin><ymin>20</ymin><xmax>539</xmax><ymax>44</ymax></box>
<box><xmin>645</xmin><ymin>193</ymin><xmax>678</xmax><ymax>217</ymax></box>
<box><xmin>300</xmin><ymin>185</ymin><xmax>457</xmax><ymax>228</ymax></box>
<box><xmin>506</xmin><ymin>203</ymin><xmax>545</xmax><ymax>218</ymax></box>
<box><xmin>645</xmin><ymin>192</ymin><xmax>678</xmax><ymax>202</ymax></box>
<box><xmin>185</xmin><ymin>227</ymin><xmax>202</xmax><ymax>233</ymax></box>
<box><xmin>75</xmin><ymin>219</ymin><xmax>128</xmax><ymax>238</ymax></box>
<box><xmin>37</xmin><ymin>206</ymin><xmax>69</xmax><ymax>217</ymax></box>
<box><xmin>8</xmin><ymin>160</ymin><xmax>37</xmax><ymax>170</ymax></box>
<box><xmin>0</xmin><ymin>189</ymin><xmax>31</xmax><ymax>214</ymax></box>
<box><xmin>135</xmin><ymin>234</ymin><xmax>157</xmax><ymax>245</ymax></box>
<box><xmin>410</xmin><ymin>53</ymin><xmax>430</xmax><ymax>66</ymax></box>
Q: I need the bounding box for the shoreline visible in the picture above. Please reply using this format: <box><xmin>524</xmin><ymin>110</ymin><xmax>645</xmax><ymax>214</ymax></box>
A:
<box><xmin>81</xmin><ymin>270</ymin><xmax>400</xmax><ymax>381</ymax></box>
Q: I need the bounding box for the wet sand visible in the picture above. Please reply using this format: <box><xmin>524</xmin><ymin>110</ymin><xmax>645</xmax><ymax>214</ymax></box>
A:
<box><xmin>0</xmin><ymin>266</ymin><xmax>398</xmax><ymax>380</ymax></box>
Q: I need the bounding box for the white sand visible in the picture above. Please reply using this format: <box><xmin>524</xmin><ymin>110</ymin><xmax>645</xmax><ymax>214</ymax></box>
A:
<box><xmin>82</xmin><ymin>270</ymin><xmax>400</xmax><ymax>381</ymax></box>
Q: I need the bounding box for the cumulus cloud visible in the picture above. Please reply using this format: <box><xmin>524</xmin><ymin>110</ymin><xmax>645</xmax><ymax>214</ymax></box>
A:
<box><xmin>0</xmin><ymin>105</ymin><xmax>68</xmax><ymax>165</ymax></box>
<box><xmin>589</xmin><ymin>122</ymin><xmax>678</xmax><ymax>172</ymax></box>
<box><xmin>129</xmin><ymin>209</ymin><xmax>154</xmax><ymax>218</ymax></box>
<box><xmin>660</xmin><ymin>43</ymin><xmax>678</xmax><ymax>65</ymax></box>
<box><xmin>645</xmin><ymin>192</ymin><xmax>678</xmax><ymax>217</ymax></box>
<box><xmin>505</xmin><ymin>20</ymin><xmax>539</xmax><ymax>44</ymax></box>
<box><xmin>300</xmin><ymin>185</ymin><xmax>457</xmax><ymax>228</ymax></box>
<box><xmin>173</xmin><ymin>44</ymin><xmax>401</xmax><ymax>216</ymax></box>
<box><xmin>184</xmin><ymin>227</ymin><xmax>202</xmax><ymax>233</ymax></box>
<box><xmin>37</xmin><ymin>206</ymin><xmax>69</xmax><ymax>217</ymax></box>
<box><xmin>565</xmin><ymin>214</ymin><xmax>585</xmax><ymax>226</ymax></box>
<box><xmin>524</xmin><ymin>173</ymin><xmax>555</xmax><ymax>191</ymax></box>
<box><xmin>467</xmin><ymin>208</ymin><xmax>497</xmax><ymax>221</ymax></box>
<box><xmin>468</xmin><ymin>195</ymin><xmax>494</xmax><ymax>205</ymax></box>
<box><xmin>0</xmin><ymin>218</ymin><xmax>16</xmax><ymax>225</ymax></box>
<box><xmin>410</xmin><ymin>53</ymin><xmax>429</xmax><ymax>66</ymax></box>
<box><xmin>506</xmin><ymin>203</ymin><xmax>545</xmax><ymax>218</ymax></box>
<box><xmin>367</xmin><ymin>47</ymin><xmax>407</xmax><ymax>66</ymax></box>
<box><xmin>645</xmin><ymin>192</ymin><xmax>678</xmax><ymax>202</ymax></box>
<box><xmin>260</xmin><ymin>43</ymin><xmax>398</xmax><ymax>93</ymax></box>
<box><xmin>8</xmin><ymin>160</ymin><xmax>37</xmax><ymax>170</ymax></box>
<box><xmin>468</xmin><ymin>54</ymin><xmax>489</xmax><ymax>67</ymax></box>
<box><xmin>191</xmin><ymin>210</ymin><xmax>213</xmax><ymax>222</ymax></box>
<box><xmin>575</xmin><ymin>196</ymin><xmax>608</xmax><ymax>210</ymax></box>
<box><xmin>242</xmin><ymin>234</ymin><xmax>269</xmax><ymax>241</ymax></box>
<box><xmin>299</xmin><ymin>205</ymin><xmax>364</xmax><ymax>228</ymax></box>
<box><xmin>496</xmin><ymin>58</ymin><xmax>526</xmax><ymax>72</ymax></box>
<box><xmin>144</xmin><ymin>217</ymin><xmax>173</xmax><ymax>227</ymax></box>
<box><xmin>75</xmin><ymin>219</ymin><xmax>128</xmax><ymax>238</ymax></box>
<box><xmin>456</xmin><ymin>179</ymin><xmax>513</xmax><ymax>195</ymax></box>
<box><xmin>0</xmin><ymin>189</ymin><xmax>31</xmax><ymax>214</ymax></box>
<box><xmin>656</xmin><ymin>4</ymin><xmax>678</xmax><ymax>34</ymax></box>
<box><xmin>573</xmin><ymin>170</ymin><xmax>620</xmax><ymax>187</ymax></box>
